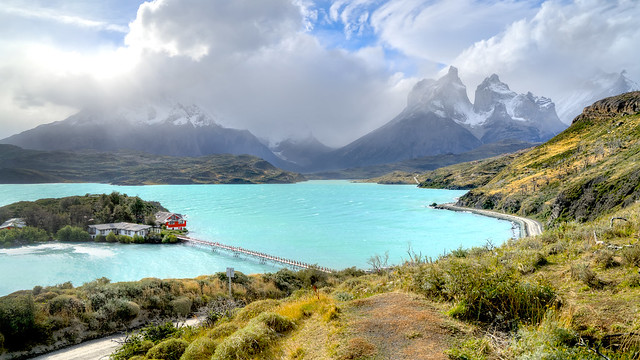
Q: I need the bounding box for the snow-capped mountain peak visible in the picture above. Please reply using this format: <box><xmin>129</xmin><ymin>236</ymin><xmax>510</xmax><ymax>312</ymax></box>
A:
<box><xmin>67</xmin><ymin>102</ymin><xmax>221</xmax><ymax>128</ymax></box>
<box><xmin>119</xmin><ymin>103</ymin><xmax>220</xmax><ymax>127</ymax></box>
<box><xmin>406</xmin><ymin>66</ymin><xmax>473</xmax><ymax>123</ymax></box>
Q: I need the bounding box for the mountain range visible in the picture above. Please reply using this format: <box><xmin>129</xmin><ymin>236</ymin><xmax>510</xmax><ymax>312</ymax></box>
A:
<box><xmin>1</xmin><ymin>68</ymin><xmax>635</xmax><ymax>174</ymax></box>
<box><xmin>324</xmin><ymin>67</ymin><xmax>566</xmax><ymax>169</ymax></box>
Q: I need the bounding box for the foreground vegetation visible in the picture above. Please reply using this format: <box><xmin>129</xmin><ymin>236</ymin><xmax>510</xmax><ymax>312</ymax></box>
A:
<box><xmin>0</xmin><ymin>145</ymin><xmax>305</xmax><ymax>185</ymax></box>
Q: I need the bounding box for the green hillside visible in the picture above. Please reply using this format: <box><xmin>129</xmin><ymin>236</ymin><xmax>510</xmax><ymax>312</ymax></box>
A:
<box><xmin>429</xmin><ymin>92</ymin><xmax>640</xmax><ymax>226</ymax></box>
<box><xmin>0</xmin><ymin>146</ymin><xmax>305</xmax><ymax>185</ymax></box>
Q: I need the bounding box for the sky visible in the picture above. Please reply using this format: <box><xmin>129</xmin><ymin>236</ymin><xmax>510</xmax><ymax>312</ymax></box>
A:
<box><xmin>0</xmin><ymin>0</ymin><xmax>638</xmax><ymax>147</ymax></box>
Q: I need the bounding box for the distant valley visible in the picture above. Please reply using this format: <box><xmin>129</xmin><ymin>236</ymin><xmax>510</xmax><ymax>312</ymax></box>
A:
<box><xmin>0</xmin><ymin>145</ymin><xmax>304</xmax><ymax>185</ymax></box>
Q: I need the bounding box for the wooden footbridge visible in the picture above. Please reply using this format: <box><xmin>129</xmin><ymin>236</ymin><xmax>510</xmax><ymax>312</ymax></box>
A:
<box><xmin>177</xmin><ymin>235</ymin><xmax>336</xmax><ymax>274</ymax></box>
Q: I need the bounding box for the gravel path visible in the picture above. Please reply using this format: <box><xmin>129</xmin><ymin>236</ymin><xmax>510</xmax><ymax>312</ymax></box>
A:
<box><xmin>434</xmin><ymin>203</ymin><xmax>543</xmax><ymax>237</ymax></box>
<box><xmin>30</xmin><ymin>318</ymin><xmax>201</xmax><ymax>360</ymax></box>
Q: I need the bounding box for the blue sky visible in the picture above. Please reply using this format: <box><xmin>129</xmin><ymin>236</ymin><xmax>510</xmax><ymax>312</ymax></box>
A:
<box><xmin>0</xmin><ymin>0</ymin><xmax>638</xmax><ymax>146</ymax></box>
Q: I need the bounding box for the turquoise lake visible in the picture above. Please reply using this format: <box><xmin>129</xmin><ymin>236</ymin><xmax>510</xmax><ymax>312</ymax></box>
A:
<box><xmin>0</xmin><ymin>181</ymin><xmax>516</xmax><ymax>296</ymax></box>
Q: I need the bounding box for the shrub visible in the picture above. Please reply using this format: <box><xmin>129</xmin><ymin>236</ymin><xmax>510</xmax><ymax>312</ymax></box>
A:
<box><xmin>110</xmin><ymin>335</ymin><xmax>153</xmax><ymax>360</ymax></box>
<box><xmin>265</xmin><ymin>269</ymin><xmax>303</xmax><ymax>295</ymax></box>
<box><xmin>180</xmin><ymin>336</ymin><xmax>217</xmax><ymax>360</ymax></box>
<box><xmin>47</xmin><ymin>295</ymin><xmax>85</xmax><ymax>316</ymax></box>
<box><xmin>132</xmin><ymin>234</ymin><xmax>145</xmax><ymax>244</ymax></box>
<box><xmin>212</xmin><ymin>322</ymin><xmax>275</xmax><ymax>360</ymax></box>
<box><xmin>253</xmin><ymin>312</ymin><xmax>296</xmax><ymax>333</ymax></box>
<box><xmin>450</xmin><ymin>245</ymin><xmax>469</xmax><ymax>258</ymax></box>
<box><xmin>162</xmin><ymin>234</ymin><xmax>178</xmax><ymax>244</ymax></box>
<box><xmin>571</xmin><ymin>263</ymin><xmax>605</xmax><ymax>289</ymax></box>
<box><xmin>170</xmin><ymin>296</ymin><xmax>192</xmax><ymax>317</ymax></box>
<box><xmin>105</xmin><ymin>232</ymin><xmax>117</xmax><ymax>243</ymax></box>
<box><xmin>445</xmin><ymin>337</ymin><xmax>491</xmax><ymax>360</ymax></box>
<box><xmin>622</xmin><ymin>245</ymin><xmax>640</xmax><ymax>267</ymax></box>
<box><xmin>0</xmin><ymin>294</ymin><xmax>36</xmax><ymax>349</ymax></box>
<box><xmin>56</xmin><ymin>225</ymin><xmax>91</xmax><ymax>242</ymax></box>
<box><xmin>235</xmin><ymin>299</ymin><xmax>280</xmax><ymax>321</ymax></box>
<box><xmin>205</xmin><ymin>323</ymin><xmax>238</xmax><ymax>340</ymax></box>
<box><xmin>412</xmin><ymin>260</ymin><xmax>556</xmax><ymax>328</ymax></box>
<box><xmin>146</xmin><ymin>338</ymin><xmax>188</xmax><ymax>360</ymax></box>
<box><xmin>94</xmin><ymin>234</ymin><xmax>105</xmax><ymax>242</ymax></box>
<box><xmin>117</xmin><ymin>235</ymin><xmax>132</xmax><ymax>243</ymax></box>
<box><xmin>101</xmin><ymin>299</ymin><xmax>140</xmax><ymax>322</ymax></box>
<box><xmin>593</xmin><ymin>249</ymin><xmax>618</xmax><ymax>268</ymax></box>
<box><xmin>334</xmin><ymin>292</ymin><xmax>353</xmax><ymax>302</ymax></box>
<box><xmin>143</xmin><ymin>322</ymin><xmax>181</xmax><ymax>343</ymax></box>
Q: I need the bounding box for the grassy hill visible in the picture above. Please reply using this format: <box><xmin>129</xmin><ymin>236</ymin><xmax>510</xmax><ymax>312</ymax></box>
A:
<box><xmin>421</xmin><ymin>92</ymin><xmax>640</xmax><ymax>226</ymax></box>
<box><xmin>0</xmin><ymin>145</ymin><xmax>305</xmax><ymax>185</ymax></box>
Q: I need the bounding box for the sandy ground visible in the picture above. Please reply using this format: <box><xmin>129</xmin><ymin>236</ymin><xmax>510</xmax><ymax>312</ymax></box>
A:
<box><xmin>30</xmin><ymin>318</ymin><xmax>201</xmax><ymax>360</ymax></box>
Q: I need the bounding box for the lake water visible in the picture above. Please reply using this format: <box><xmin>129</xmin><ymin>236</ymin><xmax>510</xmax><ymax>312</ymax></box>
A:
<box><xmin>0</xmin><ymin>181</ymin><xmax>516</xmax><ymax>295</ymax></box>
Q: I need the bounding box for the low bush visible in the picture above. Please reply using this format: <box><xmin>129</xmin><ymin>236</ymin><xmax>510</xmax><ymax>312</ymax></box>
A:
<box><xmin>411</xmin><ymin>259</ymin><xmax>556</xmax><ymax>329</ymax></box>
<box><xmin>56</xmin><ymin>225</ymin><xmax>91</xmax><ymax>242</ymax></box>
<box><xmin>146</xmin><ymin>338</ymin><xmax>188</xmax><ymax>360</ymax></box>
<box><xmin>0</xmin><ymin>294</ymin><xmax>37</xmax><ymax>349</ymax></box>
<box><xmin>142</xmin><ymin>322</ymin><xmax>181</xmax><ymax>343</ymax></box>
<box><xmin>47</xmin><ymin>295</ymin><xmax>85</xmax><ymax>316</ymax></box>
<box><xmin>235</xmin><ymin>299</ymin><xmax>279</xmax><ymax>321</ymax></box>
<box><xmin>212</xmin><ymin>322</ymin><xmax>275</xmax><ymax>360</ymax></box>
<box><xmin>253</xmin><ymin>312</ymin><xmax>296</xmax><ymax>333</ymax></box>
<box><xmin>205</xmin><ymin>323</ymin><xmax>238</xmax><ymax>340</ymax></box>
<box><xmin>180</xmin><ymin>336</ymin><xmax>217</xmax><ymax>360</ymax></box>
<box><xmin>169</xmin><ymin>296</ymin><xmax>192</xmax><ymax>317</ymax></box>
<box><xmin>622</xmin><ymin>245</ymin><xmax>640</xmax><ymax>267</ymax></box>
<box><xmin>110</xmin><ymin>335</ymin><xmax>153</xmax><ymax>360</ymax></box>
<box><xmin>571</xmin><ymin>263</ymin><xmax>605</xmax><ymax>289</ymax></box>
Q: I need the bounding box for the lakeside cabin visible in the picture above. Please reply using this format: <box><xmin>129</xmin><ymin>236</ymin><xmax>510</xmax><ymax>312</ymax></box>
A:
<box><xmin>88</xmin><ymin>222</ymin><xmax>152</xmax><ymax>239</ymax></box>
<box><xmin>155</xmin><ymin>211</ymin><xmax>187</xmax><ymax>230</ymax></box>
<box><xmin>0</xmin><ymin>218</ymin><xmax>26</xmax><ymax>231</ymax></box>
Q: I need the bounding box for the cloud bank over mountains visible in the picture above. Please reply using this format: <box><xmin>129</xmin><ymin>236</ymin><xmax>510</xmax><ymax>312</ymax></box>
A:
<box><xmin>0</xmin><ymin>0</ymin><xmax>638</xmax><ymax>146</ymax></box>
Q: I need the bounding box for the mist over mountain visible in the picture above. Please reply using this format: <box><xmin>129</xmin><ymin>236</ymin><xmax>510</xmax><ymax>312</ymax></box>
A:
<box><xmin>323</xmin><ymin>67</ymin><xmax>567</xmax><ymax>170</ymax></box>
<box><xmin>4</xmin><ymin>68</ymin><xmax>634</xmax><ymax>174</ymax></box>
<box><xmin>0</xmin><ymin>103</ymin><xmax>288</xmax><ymax>168</ymax></box>
<box><xmin>556</xmin><ymin>70</ymin><xmax>640</xmax><ymax>123</ymax></box>
<box><xmin>270</xmin><ymin>135</ymin><xmax>335</xmax><ymax>169</ymax></box>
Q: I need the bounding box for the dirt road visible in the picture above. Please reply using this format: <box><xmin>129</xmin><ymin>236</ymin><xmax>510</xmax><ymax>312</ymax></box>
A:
<box><xmin>434</xmin><ymin>203</ymin><xmax>543</xmax><ymax>237</ymax></box>
<box><xmin>31</xmin><ymin>318</ymin><xmax>201</xmax><ymax>360</ymax></box>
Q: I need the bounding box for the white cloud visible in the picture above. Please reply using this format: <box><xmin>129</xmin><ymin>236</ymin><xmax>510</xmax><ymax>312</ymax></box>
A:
<box><xmin>0</xmin><ymin>0</ymin><xmax>409</xmax><ymax>146</ymax></box>
<box><xmin>365</xmin><ymin>0</ymin><xmax>537</xmax><ymax>63</ymax></box>
<box><xmin>1</xmin><ymin>0</ymin><xmax>638</xmax><ymax>146</ymax></box>
<box><xmin>451</xmin><ymin>0</ymin><xmax>640</xmax><ymax>116</ymax></box>
<box><xmin>0</xmin><ymin>4</ymin><xmax>128</xmax><ymax>33</ymax></box>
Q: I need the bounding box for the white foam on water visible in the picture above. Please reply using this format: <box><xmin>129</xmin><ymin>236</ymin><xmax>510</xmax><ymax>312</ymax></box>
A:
<box><xmin>0</xmin><ymin>242</ymin><xmax>71</xmax><ymax>256</ymax></box>
<box><xmin>73</xmin><ymin>245</ymin><xmax>116</xmax><ymax>258</ymax></box>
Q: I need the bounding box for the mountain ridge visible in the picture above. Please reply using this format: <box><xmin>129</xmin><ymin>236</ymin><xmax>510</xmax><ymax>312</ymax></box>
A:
<box><xmin>323</xmin><ymin>67</ymin><xmax>566</xmax><ymax>170</ymax></box>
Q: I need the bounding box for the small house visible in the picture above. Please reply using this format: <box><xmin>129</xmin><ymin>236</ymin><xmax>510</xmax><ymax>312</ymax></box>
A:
<box><xmin>155</xmin><ymin>211</ymin><xmax>187</xmax><ymax>230</ymax></box>
<box><xmin>88</xmin><ymin>222</ymin><xmax>152</xmax><ymax>239</ymax></box>
<box><xmin>0</xmin><ymin>218</ymin><xmax>26</xmax><ymax>231</ymax></box>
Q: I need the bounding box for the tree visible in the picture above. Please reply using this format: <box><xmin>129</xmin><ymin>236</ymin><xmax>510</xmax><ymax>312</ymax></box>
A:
<box><xmin>129</xmin><ymin>197</ymin><xmax>146</xmax><ymax>223</ymax></box>
<box><xmin>57</xmin><ymin>225</ymin><xmax>91</xmax><ymax>242</ymax></box>
<box><xmin>106</xmin><ymin>232</ymin><xmax>117</xmax><ymax>243</ymax></box>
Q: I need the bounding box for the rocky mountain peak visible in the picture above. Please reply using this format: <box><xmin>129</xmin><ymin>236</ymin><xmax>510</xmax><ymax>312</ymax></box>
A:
<box><xmin>473</xmin><ymin>74</ymin><xmax>516</xmax><ymax>113</ymax></box>
<box><xmin>406</xmin><ymin>66</ymin><xmax>472</xmax><ymax>123</ymax></box>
